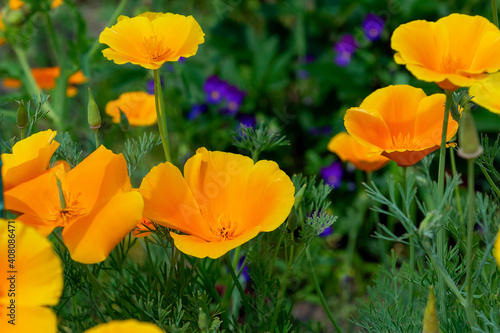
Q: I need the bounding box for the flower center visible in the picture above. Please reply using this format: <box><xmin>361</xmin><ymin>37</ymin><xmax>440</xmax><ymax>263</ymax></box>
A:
<box><xmin>51</xmin><ymin>193</ymin><xmax>86</xmax><ymax>227</ymax></box>
<box><xmin>441</xmin><ymin>54</ymin><xmax>465</xmax><ymax>74</ymax></box>
<box><xmin>142</xmin><ymin>36</ymin><xmax>172</xmax><ymax>62</ymax></box>
<box><xmin>211</xmin><ymin>214</ymin><xmax>238</xmax><ymax>241</ymax></box>
<box><xmin>390</xmin><ymin>132</ymin><xmax>420</xmax><ymax>150</ymax></box>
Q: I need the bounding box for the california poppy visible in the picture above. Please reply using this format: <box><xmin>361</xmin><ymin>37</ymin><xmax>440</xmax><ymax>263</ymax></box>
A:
<box><xmin>3</xmin><ymin>67</ymin><xmax>87</xmax><ymax>97</ymax></box>
<box><xmin>9</xmin><ymin>0</ymin><xmax>62</xmax><ymax>10</ymax></box>
<box><xmin>84</xmin><ymin>320</ymin><xmax>163</xmax><ymax>333</ymax></box>
<box><xmin>344</xmin><ymin>85</ymin><xmax>458</xmax><ymax>167</ymax></box>
<box><xmin>392</xmin><ymin>14</ymin><xmax>500</xmax><ymax>91</ymax></box>
<box><xmin>4</xmin><ymin>146</ymin><xmax>144</xmax><ymax>264</ymax></box>
<box><xmin>132</xmin><ymin>217</ymin><xmax>156</xmax><ymax>238</ymax></box>
<box><xmin>1</xmin><ymin>130</ymin><xmax>59</xmax><ymax>191</ymax></box>
<box><xmin>0</xmin><ymin>220</ymin><xmax>63</xmax><ymax>333</ymax></box>
<box><xmin>99</xmin><ymin>12</ymin><xmax>204</xmax><ymax>70</ymax></box>
<box><xmin>328</xmin><ymin>132</ymin><xmax>390</xmax><ymax>172</ymax></box>
<box><xmin>139</xmin><ymin>148</ymin><xmax>295</xmax><ymax>259</ymax></box>
<box><xmin>105</xmin><ymin>92</ymin><xmax>157</xmax><ymax>126</ymax></box>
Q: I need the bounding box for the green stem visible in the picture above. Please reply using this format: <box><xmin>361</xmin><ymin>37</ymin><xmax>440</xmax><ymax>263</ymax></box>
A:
<box><xmin>493</xmin><ymin>0</ymin><xmax>499</xmax><ymax>27</ymax></box>
<box><xmin>402</xmin><ymin>166</ymin><xmax>416</xmax><ymax>304</ymax></box>
<box><xmin>306</xmin><ymin>248</ymin><xmax>342</xmax><ymax>333</ymax></box>
<box><xmin>12</xmin><ymin>46</ymin><xmax>61</xmax><ymax>128</ymax></box>
<box><xmin>436</xmin><ymin>89</ymin><xmax>453</xmax><ymax>313</ymax></box>
<box><xmin>465</xmin><ymin>159</ymin><xmax>478</xmax><ymax>329</ymax></box>
<box><xmin>153</xmin><ymin>69</ymin><xmax>172</xmax><ymax>162</ymax></box>
<box><xmin>450</xmin><ymin>148</ymin><xmax>464</xmax><ymax>224</ymax></box>
<box><xmin>20</xmin><ymin>128</ymin><xmax>25</xmax><ymax>140</ymax></box>
<box><xmin>225</xmin><ymin>254</ymin><xmax>251</xmax><ymax>313</ymax></box>
<box><xmin>93</xmin><ymin>129</ymin><xmax>99</xmax><ymax>149</ymax></box>
<box><xmin>478</xmin><ymin>164</ymin><xmax>500</xmax><ymax>198</ymax></box>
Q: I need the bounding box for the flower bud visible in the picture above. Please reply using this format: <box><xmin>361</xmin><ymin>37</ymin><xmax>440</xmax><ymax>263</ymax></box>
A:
<box><xmin>119</xmin><ymin>108</ymin><xmax>130</xmax><ymax>132</ymax></box>
<box><xmin>287</xmin><ymin>206</ymin><xmax>298</xmax><ymax>232</ymax></box>
<box><xmin>422</xmin><ymin>286</ymin><xmax>439</xmax><ymax>333</ymax></box>
<box><xmin>457</xmin><ymin>109</ymin><xmax>483</xmax><ymax>160</ymax></box>
<box><xmin>16</xmin><ymin>100</ymin><xmax>28</xmax><ymax>129</ymax></box>
<box><xmin>87</xmin><ymin>87</ymin><xmax>101</xmax><ymax>130</ymax></box>
<box><xmin>198</xmin><ymin>308</ymin><xmax>208</xmax><ymax>330</ymax></box>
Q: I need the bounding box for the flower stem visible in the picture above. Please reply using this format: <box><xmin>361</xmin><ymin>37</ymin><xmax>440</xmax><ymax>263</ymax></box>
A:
<box><xmin>225</xmin><ymin>254</ymin><xmax>251</xmax><ymax>316</ymax></box>
<box><xmin>12</xmin><ymin>46</ymin><xmax>61</xmax><ymax>128</ymax></box>
<box><xmin>153</xmin><ymin>69</ymin><xmax>172</xmax><ymax>162</ymax></box>
<box><xmin>465</xmin><ymin>158</ymin><xmax>478</xmax><ymax>329</ymax></box>
<box><xmin>436</xmin><ymin>89</ymin><xmax>453</xmax><ymax>313</ymax></box>
<box><xmin>402</xmin><ymin>167</ymin><xmax>416</xmax><ymax>304</ymax></box>
<box><xmin>93</xmin><ymin>129</ymin><xmax>99</xmax><ymax>149</ymax></box>
<box><xmin>493</xmin><ymin>0</ymin><xmax>499</xmax><ymax>27</ymax></box>
<box><xmin>306</xmin><ymin>247</ymin><xmax>342</xmax><ymax>333</ymax></box>
<box><xmin>450</xmin><ymin>148</ymin><xmax>464</xmax><ymax>224</ymax></box>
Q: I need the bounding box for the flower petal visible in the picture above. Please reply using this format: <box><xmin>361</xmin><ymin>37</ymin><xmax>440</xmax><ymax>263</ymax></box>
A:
<box><xmin>62</xmin><ymin>191</ymin><xmax>143</xmax><ymax>264</ymax></box>
<box><xmin>0</xmin><ymin>306</ymin><xmax>58</xmax><ymax>333</ymax></box>
<box><xmin>344</xmin><ymin>108</ymin><xmax>392</xmax><ymax>152</ymax></box>
<box><xmin>105</xmin><ymin>92</ymin><xmax>157</xmax><ymax>126</ymax></box>
<box><xmin>84</xmin><ymin>319</ymin><xmax>164</xmax><ymax>333</ymax></box>
<box><xmin>170</xmin><ymin>226</ymin><xmax>261</xmax><ymax>259</ymax></box>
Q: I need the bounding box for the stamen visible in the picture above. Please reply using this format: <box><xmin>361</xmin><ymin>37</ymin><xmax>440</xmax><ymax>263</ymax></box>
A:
<box><xmin>142</xmin><ymin>35</ymin><xmax>172</xmax><ymax>62</ymax></box>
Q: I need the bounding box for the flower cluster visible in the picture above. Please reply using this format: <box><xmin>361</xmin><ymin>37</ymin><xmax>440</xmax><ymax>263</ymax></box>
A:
<box><xmin>203</xmin><ymin>75</ymin><xmax>246</xmax><ymax>116</ymax></box>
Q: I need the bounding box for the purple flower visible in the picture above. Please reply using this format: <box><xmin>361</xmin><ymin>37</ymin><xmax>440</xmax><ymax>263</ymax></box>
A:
<box><xmin>146</xmin><ymin>79</ymin><xmax>155</xmax><ymax>95</ymax></box>
<box><xmin>238</xmin><ymin>256</ymin><xmax>250</xmax><ymax>283</ymax></box>
<box><xmin>237</xmin><ymin>113</ymin><xmax>256</xmax><ymax>128</ymax></box>
<box><xmin>297</xmin><ymin>54</ymin><xmax>316</xmax><ymax>80</ymax></box>
<box><xmin>187</xmin><ymin>104</ymin><xmax>208</xmax><ymax>120</ymax></box>
<box><xmin>320</xmin><ymin>161</ymin><xmax>343</xmax><ymax>188</ymax></box>
<box><xmin>308</xmin><ymin>125</ymin><xmax>332</xmax><ymax>136</ymax></box>
<box><xmin>362</xmin><ymin>13</ymin><xmax>384</xmax><ymax>41</ymax></box>
<box><xmin>334</xmin><ymin>34</ymin><xmax>358</xmax><ymax>67</ymax></box>
<box><xmin>203</xmin><ymin>76</ymin><xmax>229</xmax><ymax>104</ymax></box>
<box><xmin>319</xmin><ymin>225</ymin><xmax>334</xmax><ymax>237</ymax></box>
<box><xmin>221</xmin><ymin>85</ymin><xmax>245</xmax><ymax>116</ymax></box>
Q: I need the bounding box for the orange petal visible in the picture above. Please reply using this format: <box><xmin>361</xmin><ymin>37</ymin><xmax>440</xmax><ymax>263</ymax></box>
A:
<box><xmin>84</xmin><ymin>319</ymin><xmax>164</xmax><ymax>333</ymax></box>
<box><xmin>2</xmin><ymin>130</ymin><xmax>59</xmax><ymax>191</ymax></box>
<box><xmin>382</xmin><ymin>146</ymin><xmax>440</xmax><ymax>167</ymax></box>
<box><xmin>344</xmin><ymin>108</ymin><xmax>392</xmax><ymax>152</ymax></box>
<box><xmin>139</xmin><ymin>162</ymin><xmax>212</xmax><ymax>239</ymax></box>
<box><xmin>237</xmin><ymin>160</ymin><xmax>295</xmax><ymax>232</ymax></box>
<box><xmin>62</xmin><ymin>191</ymin><xmax>144</xmax><ymax>264</ymax></box>
<box><xmin>105</xmin><ymin>92</ymin><xmax>157</xmax><ymax>126</ymax></box>
<box><xmin>0</xmin><ymin>306</ymin><xmax>58</xmax><ymax>333</ymax></box>
<box><xmin>170</xmin><ymin>226</ymin><xmax>261</xmax><ymax>259</ymax></box>
<box><xmin>3</xmin><ymin>78</ymin><xmax>21</xmax><ymax>88</ymax></box>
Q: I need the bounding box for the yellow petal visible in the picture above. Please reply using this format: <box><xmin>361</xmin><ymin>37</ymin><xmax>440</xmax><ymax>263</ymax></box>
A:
<box><xmin>170</xmin><ymin>226</ymin><xmax>261</xmax><ymax>259</ymax></box>
<box><xmin>84</xmin><ymin>319</ymin><xmax>164</xmax><ymax>333</ymax></box>
<box><xmin>0</xmin><ymin>306</ymin><xmax>58</xmax><ymax>333</ymax></box>
<box><xmin>62</xmin><ymin>191</ymin><xmax>144</xmax><ymax>264</ymax></box>
<box><xmin>238</xmin><ymin>160</ymin><xmax>295</xmax><ymax>232</ymax></box>
<box><xmin>344</xmin><ymin>108</ymin><xmax>391</xmax><ymax>153</ymax></box>
<box><xmin>470</xmin><ymin>72</ymin><xmax>500</xmax><ymax>114</ymax></box>
<box><xmin>2</xmin><ymin>130</ymin><xmax>59</xmax><ymax>191</ymax></box>
<box><xmin>139</xmin><ymin>162</ymin><xmax>212</xmax><ymax>238</ymax></box>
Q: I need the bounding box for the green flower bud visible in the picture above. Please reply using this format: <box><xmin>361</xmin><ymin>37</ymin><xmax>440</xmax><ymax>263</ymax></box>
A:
<box><xmin>87</xmin><ymin>87</ymin><xmax>101</xmax><ymax>130</ymax></box>
<box><xmin>294</xmin><ymin>184</ymin><xmax>306</xmax><ymax>209</ymax></box>
<box><xmin>1</xmin><ymin>8</ymin><xmax>26</xmax><ymax>27</ymax></box>
<box><xmin>457</xmin><ymin>109</ymin><xmax>483</xmax><ymax>160</ymax></box>
<box><xmin>287</xmin><ymin>206</ymin><xmax>298</xmax><ymax>232</ymax></box>
<box><xmin>16</xmin><ymin>100</ymin><xmax>28</xmax><ymax>129</ymax></box>
<box><xmin>198</xmin><ymin>308</ymin><xmax>208</xmax><ymax>331</ymax></box>
<box><xmin>422</xmin><ymin>286</ymin><xmax>439</xmax><ymax>333</ymax></box>
<box><xmin>119</xmin><ymin>108</ymin><xmax>130</xmax><ymax>132</ymax></box>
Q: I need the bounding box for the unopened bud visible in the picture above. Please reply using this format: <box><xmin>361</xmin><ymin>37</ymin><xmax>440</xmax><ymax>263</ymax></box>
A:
<box><xmin>293</xmin><ymin>184</ymin><xmax>306</xmax><ymax>209</ymax></box>
<box><xmin>422</xmin><ymin>286</ymin><xmax>439</xmax><ymax>333</ymax></box>
<box><xmin>119</xmin><ymin>108</ymin><xmax>130</xmax><ymax>132</ymax></box>
<box><xmin>1</xmin><ymin>8</ymin><xmax>26</xmax><ymax>27</ymax></box>
<box><xmin>287</xmin><ymin>206</ymin><xmax>298</xmax><ymax>232</ymax></box>
<box><xmin>87</xmin><ymin>87</ymin><xmax>101</xmax><ymax>130</ymax></box>
<box><xmin>457</xmin><ymin>109</ymin><xmax>483</xmax><ymax>160</ymax></box>
<box><xmin>198</xmin><ymin>308</ymin><xmax>208</xmax><ymax>331</ymax></box>
<box><xmin>16</xmin><ymin>100</ymin><xmax>28</xmax><ymax>129</ymax></box>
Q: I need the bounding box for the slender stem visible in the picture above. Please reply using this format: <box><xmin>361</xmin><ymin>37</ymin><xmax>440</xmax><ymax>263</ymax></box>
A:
<box><xmin>93</xmin><ymin>129</ymin><xmax>99</xmax><ymax>149</ymax></box>
<box><xmin>436</xmin><ymin>89</ymin><xmax>453</xmax><ymax>313</ymax></box>
<box><xmin>450</xmin><ymin>148</ymin><xmax>464</xmax><ymax>224</ymax></box>
<box><xmin>493</xmin><ymin>0</ymin><xmax>499</xmax><ymax>27</ymax></box>
<box><xmin>402</xmin><ymin>166</ymin><xmax>416</xmax><ymax>304</ymax></box>
<box><xmin>12</xmin><ymin>46</ymin><xmax>61</xmax><ymax>128</ymax></box>
<box><xmin>225</xmin><ymin>254</ymin><xmax>251</xmax><ymax>327</ymax></box>
<box><xmin>20</xmin><ymin>128</ymin><xmax>25</xmax><ymax>140</ymax></box>
<box><xmin>153</xmin><ymin>69</ymin><xmax>172</xmax><ymax>162</ymax></box>
<box><xmin>465</xmin><ymin>159</ymin><xmax>478</xmax><ymax>329</ymax></box>
<box><xmin>306</xmin><ymin>248</ymin><xmax>342</xmax><ymax>333</ymax></box>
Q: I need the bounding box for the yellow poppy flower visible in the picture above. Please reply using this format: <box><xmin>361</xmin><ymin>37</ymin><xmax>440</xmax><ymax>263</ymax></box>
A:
<box><xmin>1</xmin><ymin>130</ymin><xmax>59</xmax><ymax>191</ymax></box>
<box><xmin>0</xmin><ymin>220</ymin><xmax>63</xmax><ymax>333</ymax></box>
<box><xmin>105</xmin><ymin>92</ymin><xmax>157</xmax><ymax>126</ymax></box>
<box><xmin>469</xmin><ymin>72</ymin><xmax>500</xmax><ymax>115</ymax></box>
<box><xmin>139</xmin><ymin>147</ymin><xmax>295</xmax><ymax>259</ymax></box>
<box><xmin>99</xmin><ymin>12</ymin><xmax>205</xmax><ymax>70</ymax></box>
<box><xmin>9</xmin><ymin>0</ymin><xmax>63</xmax><ymax>10</ymax></box>
<box><xmin>4</xmin><ymin>146</ymin><xmax>144</xmax><ymax>264</ymax></box>
<box><xmin>3</xmin><ymin>67</ymin><xmax>87</xmax><ymax>97</ymax></box>
<box><xmin>327</xmin><ymin>132</ymin><xmax>390</xmax><ymax>172</ymax></box>
<box><xmin>344</xmin><ymin>85</ymin><xmax>458</xmax><ymax>167</ymax></box>
<box><xmin>84</xmin><ymin>320</ymin><xmax>163</xmax><ymax>333</ymax></box>
<box><xmin>132</xmin><ymin>217</ymin><xmax>156</xmax><ymax>238</ymax></box>
<box><xmin>392</xmin><ymin>14</ymin><xmax>500</xmax><ymax>91</ymax></box>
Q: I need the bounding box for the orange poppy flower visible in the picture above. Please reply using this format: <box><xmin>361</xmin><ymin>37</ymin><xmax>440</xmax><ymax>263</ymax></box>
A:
<box><xmin>9</xmin><ymin>0</ymin><xmax>63</xmax><ymax>10</ymax></box>
<box><xmin>0</xmin><ymin>220</ymin><xmax>63</xmax><ymax>333</ymax></box>
<box><xmin>344</xmin><ymin>85</ymin><xmax>458</xmax><ymax>167</ymax></box>
<box><xmin>4</xmin><ymin>146</ymin><xmax>144</xmax><ymax>264</ymax></box>
<box><xmin>327</xmin><ymin>132</ymin><xmax>390</xmax><ymax>172</ymax></box>
<box><xmin>3</xmin><ymin>67</ymin><xmax>87</xmax><ymax>97</ymax></box>
<box><xmin>139</xmin><ymin>147</ymin><xmax>295</xmax><ymax>258</ymax></box>
<box><xmin>469</xmin><ymin>72</ymin><xmax>500</xmax><ymax>115</ymax></box>
<box><xmin>392</xmin><ymin>14</ymin><xmax>500</xmax><ymax>91</ymax></box>
<box><xmin>132</xmin><ymin>217</ymin><xmax>156</xmax><ymax>238</ymax></box>
<box><xmin>84</xmin><ymin>320</ymin><xmax>163</xmax><ymax>333</ymax></box>
<box><xmin>99</xmin><ymin>12</ymin><xmax>205</xmax><ymax>70</ymax></box>
<box><xmin>1</xmin><ymin>130</ymin><xmax>59</xmax><ymax>191</ymax></box>
<box><xmin>0</xmin><ymin>14</ymin><xmax>5</xmax><ymax>46</ymax></box>
<box><xmin>105</xmin><ymin>92</ymin><xmax>157</xmax><ymax>126</ymax></box>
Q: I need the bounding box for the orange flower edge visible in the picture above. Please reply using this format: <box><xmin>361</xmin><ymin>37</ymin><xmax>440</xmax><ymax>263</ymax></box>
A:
<box><xmin>105</xmin><ymin>92</ymin><xmax>157</xmax><ymax>126</ymax></box>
